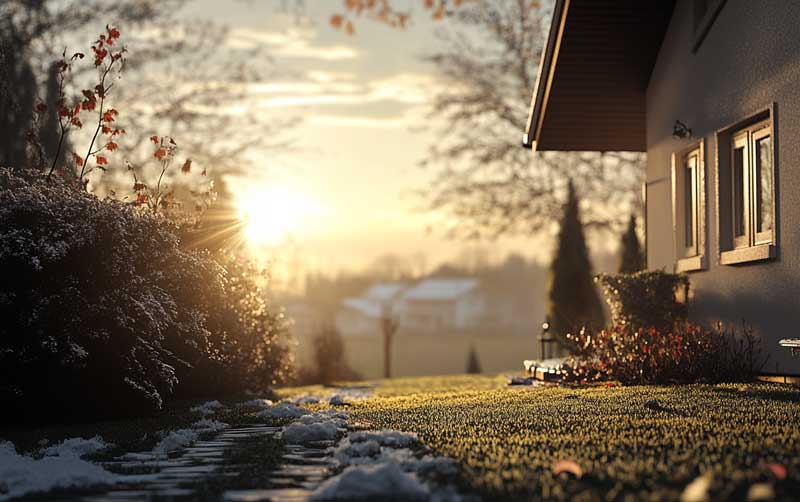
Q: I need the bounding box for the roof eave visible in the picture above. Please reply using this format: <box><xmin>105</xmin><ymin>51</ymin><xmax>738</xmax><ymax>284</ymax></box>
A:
<box><xmin>523</xmin><ymin>0</ymin><xmax>569</xmax><ymax>151</ymax></box>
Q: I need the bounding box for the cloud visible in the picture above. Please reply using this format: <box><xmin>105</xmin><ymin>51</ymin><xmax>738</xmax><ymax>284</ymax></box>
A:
<box><xmin>226</xmin><ymin>27</ymin><xmax>359</xmax><ymax>61</ymax></box>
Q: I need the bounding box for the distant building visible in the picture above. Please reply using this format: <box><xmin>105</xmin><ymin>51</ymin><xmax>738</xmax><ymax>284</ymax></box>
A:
<box><xmin>397</xmin><ymin>278</ymin><xmax>485</xmax><ymax>333</ymax></box>
<box><xmin>335</xmin><ymin>282</ymin><xmax>407</xmax><ymax>336</ymax></box>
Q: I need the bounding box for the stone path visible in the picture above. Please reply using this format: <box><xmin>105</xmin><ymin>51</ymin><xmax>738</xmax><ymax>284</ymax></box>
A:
<box><xmin>79</xmin><ymin>425</ymin><xmax>338</xmax><ymax>502</ymax></box>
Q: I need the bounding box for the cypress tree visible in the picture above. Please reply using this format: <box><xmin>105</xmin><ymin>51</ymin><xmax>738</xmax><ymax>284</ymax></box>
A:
<box><xmin>618</xmin><ymin>214</ymin><xmax>644</xmax><ymax>274</ymax></box>
<box><xmin>546</xmin><ymin>180</ymin><xmax>605</xmax><ymax>350</ymax></box>
<box><xmin>466</xmin><ymin>344</ymin><xmax>482</xmax><ymax>374</ymax></box>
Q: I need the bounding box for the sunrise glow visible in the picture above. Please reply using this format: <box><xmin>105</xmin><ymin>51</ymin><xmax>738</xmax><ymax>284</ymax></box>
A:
<box><xmin>237</xmin><ymin>186</ymin><xmax>322</xmax><ymax>247</ymax></box>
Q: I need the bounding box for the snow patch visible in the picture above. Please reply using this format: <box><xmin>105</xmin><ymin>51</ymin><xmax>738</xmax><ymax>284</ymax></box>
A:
<box><xmin>152</xmin><ymin>429</ymin><xmax>197</xmax><ymax>454</ymax></box>
<box><xmin>257</xmin><ymin>402</ymin><xmax>310</xmax><ymax>419</ymax></box>
<box><xmin>191</xmin><ymin>419</ymin><xmax>229</xmax><ymax>432</ymax></box>
<box><xmin>349</xmin><ymin>430</ymin><xmax>418</xmax><ymax>448</ymax></box>
<box><xmin>41</xmin><ymin>436</ymin><xmax>111</xmax><ymax>458</ymax></box>
<box><xmin>236</xmin><ymin>398</ymin><xmax>273</xmax><ymax>408</ymax></box>
<box><xmin>311</xmin><ymin>460</ymin><xmax>429</xmax><ymax>501</ymax></box>
<box><xmin>0</xmin><ymin>440</ymin><xmax>116</xmax><ymax>501</ymax></box>
<box><xmin>190</xmin><ymin>400</ymin><xmax>225</xmax><ymax>415</ymax></box>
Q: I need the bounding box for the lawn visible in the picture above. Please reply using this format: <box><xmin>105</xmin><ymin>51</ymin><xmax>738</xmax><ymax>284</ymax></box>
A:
<box><xmin>289</xmin><ymin>374</ymin><xmax>800</xmax><ymax>500</ymax></box>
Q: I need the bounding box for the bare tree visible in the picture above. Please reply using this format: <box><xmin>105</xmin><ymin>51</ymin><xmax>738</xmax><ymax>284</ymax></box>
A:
<box><xmin>421</xmin><ymin>0</ymin><xmax>645</xmax><ymax>240</ymax></box>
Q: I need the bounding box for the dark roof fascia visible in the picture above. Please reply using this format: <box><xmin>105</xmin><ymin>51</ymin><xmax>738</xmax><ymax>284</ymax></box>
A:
<box><xmin>522</xmin><ymin>0</ymin><xmax>569</xmax><ymax>150</ymax></box>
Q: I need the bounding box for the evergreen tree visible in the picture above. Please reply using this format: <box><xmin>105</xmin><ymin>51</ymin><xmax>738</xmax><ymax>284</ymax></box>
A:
<box><xmin>546</xmin><ymin>180</ymin><xmax>606</xmax><ymax>350</ymax></box>
<box><xmin>466</xmin><ymin>344</ymin><xmax>482</xmax><ymax>374</ymax></box>
<box><xmin>0</xmin><ymin>39</ymin><xmax>36</xmax><ymax>169</ymax></box>
<box><xmin>618</xmin><ymin>214</ymin><xmax>644</xmax><ymax>274</ymax></box>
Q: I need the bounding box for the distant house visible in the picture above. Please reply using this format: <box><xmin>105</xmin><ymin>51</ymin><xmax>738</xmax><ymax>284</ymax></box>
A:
<box><xmin>523</xmin><ymin>0</ymin><xmax>800</xmax><ymax>374</ymax></box>
<box><xmin>335</xmin><ymin>282</ymin><xmax>407</xmax><ymax>336</ymax></box>
<box><xmin>398</xmin><ymin>278</ymin><xmax>486</xmax><ymax>333</ymax></box>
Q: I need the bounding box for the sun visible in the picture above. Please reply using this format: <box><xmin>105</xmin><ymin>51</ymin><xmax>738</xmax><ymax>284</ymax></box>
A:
<box><xmin>237</xmin><ymin>186</ymin><xmax>321</xmax><ymax>247</ymax></box>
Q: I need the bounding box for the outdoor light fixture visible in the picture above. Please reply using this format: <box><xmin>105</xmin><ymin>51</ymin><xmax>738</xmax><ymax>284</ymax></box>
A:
<box><xmin>539</xmin><ymin>317</ymin><xmax>556</xmax><ymax>360</ymax></box>
<box><xmin>672</xmin><ymin>120</ymin><xmax>692</xmax><ymax>139</ymax></box>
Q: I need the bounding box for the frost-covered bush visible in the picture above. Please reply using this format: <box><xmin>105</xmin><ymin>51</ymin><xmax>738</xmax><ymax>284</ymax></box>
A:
<box><xmin>176</xmin><ymin>253</ymin><xmax>295</xmax><ymax>397</ymax></box>
<box><xmin>0</xmin><ymin>172</ymin><xmax>293</xmax><ymax>421</ymax></box>
<box><xmin>0</xmin><ymin>172</ymin><xmax>211</xmax><ymax>419</ymax></box>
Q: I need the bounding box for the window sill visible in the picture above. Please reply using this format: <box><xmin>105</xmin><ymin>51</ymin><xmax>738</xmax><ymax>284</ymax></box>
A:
<box><xmin>720</xmin><ymin>244</ymin><xmax>776</xmax><ymax>265</ymax></box>
<box><xmin>675</xmin><ymin>255</ymin><xmax>706</xmax><ymax>273</ymax></box>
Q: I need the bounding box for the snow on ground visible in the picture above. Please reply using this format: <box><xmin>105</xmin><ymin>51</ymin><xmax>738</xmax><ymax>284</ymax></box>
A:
<box><xmin>256</xmin><ymin>402</ymin><xmax>310</xmax><ymax>419</ymax></box>
<box><xmin>236</xmin><ymin>398</ymin><xmax>273</xmax><ymax>408</ymax></box>
<box><xmin>281</xmin><ymin>409</ymin><xmax>349</xmax><ymax>444</ymax></box>
<box><xmin>191</xmin><ymin>419</ymin><xmax>229</xmax><ymax>432</ymax></box>
<box><xmin>0</xmin><ymin>440</ymin><xmax>116</xmax><ymax>501</ymax></box>
<box><xmin>190</xmin><ymin>400</ymin><xmax>226</xmax><ymax>415</ymax></box>
<box><xmin>40</xmin><ymin>436</ymin><xmax>111</xmax><ymax>458</ymax></box>
<box><xmin>273</xmin><ymin>405</ymin><xmax>466</xmax><ymax>500</ymax></box>
<box><xmin>311</xmin><ymin>460</ymin><xmax>429</xmax><ymax>501</ymax></box>
<box><xmin>152</xmin><ymin>419</ymin><xmax>230</xmax><ymax>454</ymax></box>
<box><xmin>291</xmin><ymin>386</ymin><xmax>373</xmax><ymax>408</ymax></box>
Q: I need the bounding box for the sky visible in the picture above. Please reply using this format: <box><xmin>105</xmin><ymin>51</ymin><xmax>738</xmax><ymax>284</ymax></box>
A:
<box><xmin>183</xmin><ymin>1</ymin><xmax>556</xmax><ymax>290</ymax></box>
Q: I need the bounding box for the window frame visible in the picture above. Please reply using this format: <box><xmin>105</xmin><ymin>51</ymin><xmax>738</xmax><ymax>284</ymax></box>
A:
<box><xmin>671</xmin><ymin>140</ymin><xmax>707</xmax><ymax>273</ymax></box>
<box><xmin>715</xmin><ymin>106</ymin><xmax>778</xmax><ymax>266</ymax></box>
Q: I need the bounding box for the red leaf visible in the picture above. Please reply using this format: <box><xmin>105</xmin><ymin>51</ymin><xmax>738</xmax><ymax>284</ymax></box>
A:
<box><xmin>181</xmin><ymin>158</ymin><xmax>192</xmax><ymax>174</ymax></box>
<box><xmin>133</xmin><ymin>182</ymin><xmax>147</xmax><ymax>191</ymax></box>
<box><xmin>553</xmin><ymin>459</ymin><xmax>583</xmax><ymax>479</ymax></box>
<box><xmin>106</xmin><ymin>141</ymin><xmax>118</xmax><ymax>152</ymax></box>
<box><xmin>136</xmin><ymin>193</ymin><xmax>148</xmax><ymax>206</ymax></box>
<box><xmin>96</xmin><ymin>155</ymin><xmax>108</xmax><ymax>166</ymax></box>
<box><xmin>767</xmin><ymin>463</ymin><xmax>787</xmax><ymax>481</ymax></box>
<box><xmin>150</xmin><ymin>135</ymin><xmax>160</xmax><ymax>144</ymax></box>
<box><xmin>107</xmin><ymin>26</ymin><xmax>121</xmax><ymax>41</ymax></box>
<box><xmin>102</xmin><ymin>108</ymin><xmax>118</xmax><ymax>123</ymax></box>
<box><xmin>153</xmin><ymin>147</ymin><xmax>168</xmax><ymax>160</ymax></box>
<box><xmin>71</xmin><ymin>153</ymin><xmax>84</xmax><ymax>167</ymax></box>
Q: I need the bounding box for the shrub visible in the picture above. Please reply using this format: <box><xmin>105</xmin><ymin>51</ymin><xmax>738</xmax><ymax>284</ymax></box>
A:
<box><xmin>0</xmin><ymin>172</ymin><xmax>293</xmax><ymax>422</ymax></box>
<box><xmin>596</xmin><ymin>270</ymin><xmax>689</xmax><ymax>333</ymax></box>
<box><xmin>296</xmin><ymin>324</ymin><xmax>360</xmax><ymax>385</ymax></box>
<box><xmin>564</xmin><ymin>321</ymin><xmax>766</xmax><ymax>385</ymax></box>
<box><xmin>177</xmin><ymin>253</ymin><xmax>295</xmax><ymax>397</ymax></box>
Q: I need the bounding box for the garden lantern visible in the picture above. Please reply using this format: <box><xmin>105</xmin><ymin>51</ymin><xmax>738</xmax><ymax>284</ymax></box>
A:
<box><xmin>539</xmin><ymin>317</ymin><xmax>556</xmax><ymax>359</ymax></box>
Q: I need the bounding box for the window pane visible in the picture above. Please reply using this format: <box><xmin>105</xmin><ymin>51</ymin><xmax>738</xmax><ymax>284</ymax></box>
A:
<box><xmin>684</xmin><ymin>156</ymin><xmax>696</xmax><ymax>248</ymax></box>
<box><xmin>755</xmin><ymin>135</ymin><xmax>773</xmax><ymax>233</ymax></box>
<box><xmin>733</xmin><ymin>146</ymin><xmax>746</xmax><ymax>238</ymax></box>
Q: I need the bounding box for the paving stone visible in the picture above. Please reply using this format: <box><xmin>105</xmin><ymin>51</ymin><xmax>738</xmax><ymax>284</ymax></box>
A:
<box><xmin>281</xmin><ymin>454</ymin><xmax>334</xmax><ymax>465</ymax></box>
<box><xmin>223</xmin><ymin>488</ymin><xmax>312</xmax><ymax>502</ymax></box>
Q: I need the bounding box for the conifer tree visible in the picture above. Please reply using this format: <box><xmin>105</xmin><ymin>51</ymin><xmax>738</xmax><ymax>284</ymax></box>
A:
<box><xmin>546</xmin><ymin>181</ymin><xmax>606</xmax><ymax>350</ymax></box>
<box><xmin>466</xmin><ymin>344</ymin><xmax>482</xmax><ymax>374</ymax></box>
<box><xmin>618</xmin><ymin>214</ymin><xmax>644</xmax><ymax>274</ymax></box>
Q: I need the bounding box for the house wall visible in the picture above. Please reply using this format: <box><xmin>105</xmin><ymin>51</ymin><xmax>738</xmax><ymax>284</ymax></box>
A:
<box><xmin>646</xmin><ymin>0</ymin><xmax>800</xmax><ymax>374</ymax></box>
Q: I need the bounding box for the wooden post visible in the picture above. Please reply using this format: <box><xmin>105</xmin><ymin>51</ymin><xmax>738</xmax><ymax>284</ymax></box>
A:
<box><xmin>381</xmin><ymin>315</ymin><xmax>398</xmax><ymax>379</ymax></box>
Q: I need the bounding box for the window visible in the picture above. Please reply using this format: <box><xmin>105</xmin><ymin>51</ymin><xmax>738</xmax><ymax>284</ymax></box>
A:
<box><xmin>716</xmin><ymin>110</ymin><xmax>777</xmax><ymax>265</ymax></box>
<box><xmin>672</xmin><ymin>142</ymin><xmax>706</xmax><ymax>273</ymax></box>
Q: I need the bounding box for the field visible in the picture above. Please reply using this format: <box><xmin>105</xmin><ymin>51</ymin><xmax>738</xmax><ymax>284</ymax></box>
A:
<box><xmin>287</xmin><ymin>374</ymin><xmax>800</xmax><ymax>500</ymax></box>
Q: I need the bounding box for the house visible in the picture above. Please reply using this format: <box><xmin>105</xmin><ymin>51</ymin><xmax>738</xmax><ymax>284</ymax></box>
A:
<box><xmin>397</xmin><ymin>278</ymin><xmax>486</xmax><ymax>333</ymax></box>
<box><xmin>523</xmin><ymin>0</ymin><xmax>800</xmax><ymax>375</ymax></box>
<box><xmin>335</xmin><ymin>282</ymin><xmax>407</xmax><ymax>336</ymax></box>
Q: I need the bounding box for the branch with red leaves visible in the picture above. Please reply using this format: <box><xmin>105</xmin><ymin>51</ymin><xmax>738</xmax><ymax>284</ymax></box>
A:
<box><xmin>44</xmin><ymin>25</ymin><xmax>126</xmax><ymax>186</ymax></box>
<box><xmin>329</xmin><ymin>0</ymin><xmax>471</xmax><ymax>34</ymax></box>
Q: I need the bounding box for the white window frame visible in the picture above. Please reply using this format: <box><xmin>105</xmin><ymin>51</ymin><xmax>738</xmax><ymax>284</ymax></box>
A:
<box><xmin>672</xmin><ymin>141</ymin><xmax>707</xmax><ymax>273</ymax></box>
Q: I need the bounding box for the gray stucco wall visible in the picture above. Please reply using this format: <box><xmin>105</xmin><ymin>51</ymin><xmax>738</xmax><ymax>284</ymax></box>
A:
<box><xmin>646</xmin><ymin>0</ymin><xmax>800</xmax><ymax>374</ymax></box>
